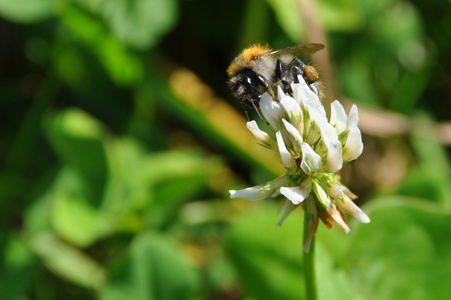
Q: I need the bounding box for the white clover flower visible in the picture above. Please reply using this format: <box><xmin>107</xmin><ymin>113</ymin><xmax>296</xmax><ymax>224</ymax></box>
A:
<box><xmin>260</xmin><ymin>92</ymin><xmax>284</xmax><ymax>129</ymax></box>
<box><xmin>276</xmin><ymin>131</ymin><xmax>295</xmax><ymax>169</ymax></box>
<box><xmin>230</xmin><ymin>174</ymin><xmax>290</xmax><ymax>201</ymax></box>
<box><xmin>300</xmin><ymin>143</ymin><xmax>321</xmax><ymax>174</ymax></box>
<box><xmin>246</xmin><ymin>120</ymin><xmax>272</xmax><ymax>145</ymax></box>
<box><xmin>230</xmin><ymin>76</ymin><xmax>369</xmax><ymax>252</ymax></box>
<box><xmin>330</xmin><ymin>100</ymin><xmax>347</xmax><ymax>134</ymax></box>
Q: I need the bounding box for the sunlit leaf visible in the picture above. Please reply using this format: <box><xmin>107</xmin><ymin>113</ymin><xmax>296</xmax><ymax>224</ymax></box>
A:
<box><xmin>226</xmin><ymin>204</ymin><xmax>305</xmax><ymax>300</ymax></box>
<box><xmin>397</xmin><ymin>112</ymin><xmax>451</xmax><ymax>205</ymax></box>
<box><xmin>57</xmin><ymin>5</ymin><xmax>144</xmax><ymax>86</ymax></box>
<box><xmin>319</xmin><ymin>0</ymin><xmax>363</xmax><ymax>31</ymax></box>
<box><xmin>51</xmin><ymin>169</ymin><xmax>104</xmax><ymax>247</ymax></box>
<box><xmin>347</xmin><ymin>197</ymin><xmax>451</xmax><ymax>300</ymax></box>
<box><xmin>0</xmin><ymin>0</ymin><xmax>54</xmax><ymax>23</ymax></box>
<box><xmin>100</xmin><ymin>232</ymin><xmax>199</xmax><ymax>300</ymax></box>
<box><xmin>30</xmin><ymin>233</ymin><xmax>106</xmax><ymax>289</ymax></box>
<box><xmin>100</xmin><ymin>0</ymin><xmax>179</xmax><ymax>50</ymax></box>
<box><xmin>44</xmin><ymin>109</ymin><xmax>109</xmax><ymax>207</ymax></box>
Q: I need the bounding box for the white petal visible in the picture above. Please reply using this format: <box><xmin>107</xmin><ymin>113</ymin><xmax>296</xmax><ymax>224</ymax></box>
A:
<box><xmin>276</xmin><ymin>131</ymin><xmax>295</xmax><ymax>168</ymax></box>
<box><xmin>336</xmin><ymin>196</ymin><xmax>370</xmax><ymax>224</ymax></box>
<box><xmin>280</xmin><ymin>96</ymin><xmax>302</xmax><ymax>121</ymax></box>
<box><xmin>246</xmin><ymin>121</ymin><xmax>271</xmax><ymax>143</ymax></box>
<box><xmin>325</xmin><ymin>139</ymin><xmax>343</xmax><ymax>172</ymax></box>
<box><xmin>260</xmin><ymin>92</ymin><xmax>284</xmax><ymax>129</ymax></box>
<box><xmin>300</xmin><ymin>143</ymin><xmax>321</xmax><ymax>174</ymax></box>
<box><xmin>293</xmin><ymin>75</ymin><xmax>320</xmax><ymax>103</ymax></box>
<box><xmin>230</xmin><ymin>185</ymin><xmax>271</xmax><ymax>200</ymax></box>
<box><xmin>319</xmin><ymin>121</ymin><xmax>343</xmax><ymax>172</ymax></box>
<box><xmin>347</xmin><ymin>104</ymin><xmax>359</xmax><ymax>129</ymax></box>
<box><xmin>280</xmin><ymin>186</ymin><xmax>309</xmax><ymax>205</ymax></box>
<box><xmin>343</xmin><ymin>126</ymin><xmax>363</xmax><ymax>162</ymax></box>
<box><xmin>304</xmin><ymin>99</ymin><xmax>328</xmax><ymax>124</ymax></box>
<box><xmin>282</xmin><ymin>119</ymin><xmax>303</xmax><ymax>146</ymax></box>
<box><xmin>328</xmin><ymin>183</ymin><xmax>344</xmax><ymax>198</ymax></box>
<box><xmin>330</xmin><ymin>100</ymin><xmax>347</xmax><ymax>134</ymax></box>
<box><xmin>277</xmin><ymin>85</ymin><xmax>285</xmax><ymax>101</ymax></box>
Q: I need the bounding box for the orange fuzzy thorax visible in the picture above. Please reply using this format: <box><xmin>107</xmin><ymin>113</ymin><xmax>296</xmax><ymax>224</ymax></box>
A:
<box><xmin>227</xmin><ymin>44</ymin><xmax>272</xmax><ymax>76</ymax></box>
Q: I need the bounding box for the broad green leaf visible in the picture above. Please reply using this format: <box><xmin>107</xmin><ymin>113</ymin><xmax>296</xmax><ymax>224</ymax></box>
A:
<box><xmin>319</xmin><ymin>0</ymin><xmax>364</xmax><ymax>31</ymax></box>
<box><xmin>315</xmin><ymin>243</ymin><xmax>360</xmax><ymax>300</ymax></box>
<box><xmin>23</xmin><ymin>193</ymin><xmax>53</xmax><ymax>237</ymax></box>
<box><xmin>226</xmin><ymin>203</ymin><xmax>305</xmax><ymax>300</ymax></box>
<box><xmin>227</xmin><ymin>203</ymin><xmax>360</xmax><ymax>300</ymax></box>
<box><xmin>100</xmin><ymin>0</ymin><xmax>178</xmax><ymax>50</ymax></box>
<box><xmin>102</xmin><ymin>141</ymin><xmax>223</xmax><ymax>229</ymax></box>
<box><xmin>142</xmin><ymin>150</ymin><xmax>222</xmax><ymax>227</ymax></box>
<box><xmin>57</xmin><ymin>5</ymin><xmax>144</xmax><ymax>86</ymax></box>
<box><xmin>29</xmin><ymin>233</ymin><xmax>106</xmax><ymax>290</ymax></box>
<box><xmin>44</xmin><ymin>109</ymin><xmax>109</xmax><ymax>207</ymax></box>
<box><xmin>51</xmin><ymin>169</ymin><xmax>103</xmax><ymax>247</ymax></box>
<box><xmin>398</xmin><ymin>112</ymin><xmax>451</xmax><ymax>206</ymax></box>
<box><xmin>347</xmin><ymin>197</ymin><xmax>451</xmax><ymax>300</ymax></box>
<box><xmin>0</xmin><ymin>234</ymin><xmax>38</xmax><ymax>300</ymax></box>
<box><xmin>0</xmin><ymin>0</ymin><xmax>53</xmax><ymax>23</ymax></box>
<box><xmin>100</xmin><ymin>232</ymin><xmax>199</xmax><ymax>300</ymax></box>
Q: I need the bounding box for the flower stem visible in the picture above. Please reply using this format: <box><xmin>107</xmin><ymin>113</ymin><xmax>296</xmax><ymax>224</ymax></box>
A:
<box><xmin>303</xmin><ymin>212</ymin><xmax>318</xmax><ymax>300</ymax></box>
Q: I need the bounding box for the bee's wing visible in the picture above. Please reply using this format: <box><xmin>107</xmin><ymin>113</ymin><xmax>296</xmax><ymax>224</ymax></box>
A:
<box><xmin>262</xmin><ymin>43</ymin><xmax>325</xmax><ymax>57</ymax></box>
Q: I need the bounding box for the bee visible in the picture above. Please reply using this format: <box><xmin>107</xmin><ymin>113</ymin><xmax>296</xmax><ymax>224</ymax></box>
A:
<box><xmin>227</xmin><ymin>43</ymin><xmax>324</xmax><ymax>119</ymax></box>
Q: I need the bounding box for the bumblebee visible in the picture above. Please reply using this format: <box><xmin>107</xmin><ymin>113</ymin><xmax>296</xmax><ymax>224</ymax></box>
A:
<box><xmin>227</xmin><ymin>43</ymin><xmax>324</xmax><ymax>119</ymax></box>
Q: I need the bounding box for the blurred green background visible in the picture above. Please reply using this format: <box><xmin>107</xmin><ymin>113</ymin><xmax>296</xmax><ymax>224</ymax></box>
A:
<box><xmin>1</xmin><ymin>0</ymin><xmax>451</xmax><ymax>299</ymax></box>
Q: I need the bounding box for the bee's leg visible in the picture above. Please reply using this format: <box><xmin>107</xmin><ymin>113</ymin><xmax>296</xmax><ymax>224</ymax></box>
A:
<box><xmin>290</xmin><ymin>58</ymin><xmax>322</xmax><ymax>96</ymax></box>
<box><xmin>275</xmin><ymin>59</ymin><xmax>294</xmax><ymax>97</ymax></box>
<box><xmin>288</xmin><ymin>57</ymin><xmax>306</xmax><ymax>83</ymax></box>
<box><xmin>254</xmin><ymin>73</ymin><xmax>277</xmax><ymax>101</ymax></box>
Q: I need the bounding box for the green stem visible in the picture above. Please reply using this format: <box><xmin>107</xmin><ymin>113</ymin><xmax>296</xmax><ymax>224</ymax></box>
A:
<box><xmin>304</xmin><ymin>212</ymin><xmax>317</xmax><ymax>300</ymax></box>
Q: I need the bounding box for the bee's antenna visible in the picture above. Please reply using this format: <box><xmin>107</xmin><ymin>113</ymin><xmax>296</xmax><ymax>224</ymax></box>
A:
<box><xmin>243</xmin><ymin>107</ymin><xmax>251</xmax><ymax>121</ymax></box>
<box><xmin>250</xmin><ymin>100</ymin><xmax>264</xmax><ymax>121</ymax></box>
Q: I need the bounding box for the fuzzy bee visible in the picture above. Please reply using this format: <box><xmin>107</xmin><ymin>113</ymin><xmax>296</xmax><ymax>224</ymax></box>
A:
<box><xmin>227</xmin><ymin>43</ymin><xmax>324</xmax><ymax>119</ymax></box>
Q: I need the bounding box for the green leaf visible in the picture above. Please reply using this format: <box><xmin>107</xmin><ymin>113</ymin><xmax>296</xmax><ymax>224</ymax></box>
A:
<box><xmin>398</xmin><ymin>112</ymin><xmax>451</xmax><ymax>206</ymax></box>
<box><xmin>29</xmin><ymin>233</ymin><xmax>106</xmax><ymax>290</ymax></box>
<box><xmin>100</xmin><ymin>232</ymin><xmax>199</xmax><ymax>300</ymax></box>
<box><xmin>227</xmin><ymin>203</ymin><xmax>358</xmax><ymax>300</ymax></box>
<box><xmin>0</xmin><ymin>0</ymin><xmax>54</xmax><ymax>23</ymax></box>
<box><xmin>314</xmin><ymin>242</ymin><xmax>360</xmax><ymax>300</ymax></box>
<box><xmin>226</xmin><ymin>203</ymin><xmax>305</xmax><ymax>300</ymax></box>
<box><xmin>100</xmin><ymin>0</ymin><xmax>179</xmax><ymax>50</ymax></box>
<box><xmin>44</xmin><ymin>109</ymin><xmax>109</xmax><ymax>207</ymax></box>
<box><xmin>57</xmin><ymin>5</ymin><xmax>144</xmax><ymax>86</ymax></box>
<box><xmin>266</xmin><ymin>0</ymin><xmax>304</xmax><ymax>43</ymax></box>
<box><xmin>319</xmin><ymin>0</ymin><xmax>364</xmax><ymax>32</ymax></box>
<box><xmin>51</xmin><ymin>169</ymin><xmax>104</xmax><ymax>247</ymax></box>
<box><xmin>0</xmin><ymin>234</ymin><xmax>38</xmax><ymax>300</ymax></box>
<box><xmin>347</xmin><ymin>197</ymin><xmax>451</xmax><ymax>300</ymax></box>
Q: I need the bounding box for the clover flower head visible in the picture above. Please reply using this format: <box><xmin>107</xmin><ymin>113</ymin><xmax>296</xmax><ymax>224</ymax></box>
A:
<box><xmin>229</xmin><ymin>76</ymin><xmax>369</xmax><ymax>252</ymax></box>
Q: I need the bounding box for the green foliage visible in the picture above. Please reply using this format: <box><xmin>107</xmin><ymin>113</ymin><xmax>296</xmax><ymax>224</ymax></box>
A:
<box><xmin>347</xmin><ymin>198</ymin><xmax>451</xmax><ymax>300</ymax></box>
<box><xmin>100</xmin><ymin>232</ymin><xmax>199</xmax><ymax>300</ymax></box>
<box><xmin>1</xmin><ymin>0</ymin><xmax>451</xmax><ymax>298</ymax></box>
<box><xmin>0</xmin><ymin>0</ymin><xmax>54</xmax><ymax>23</ymax></box>
<box><xmin>226</xmin><ymin>204</ymin><xmax>305</xmax><ymax>300</ymax></box>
